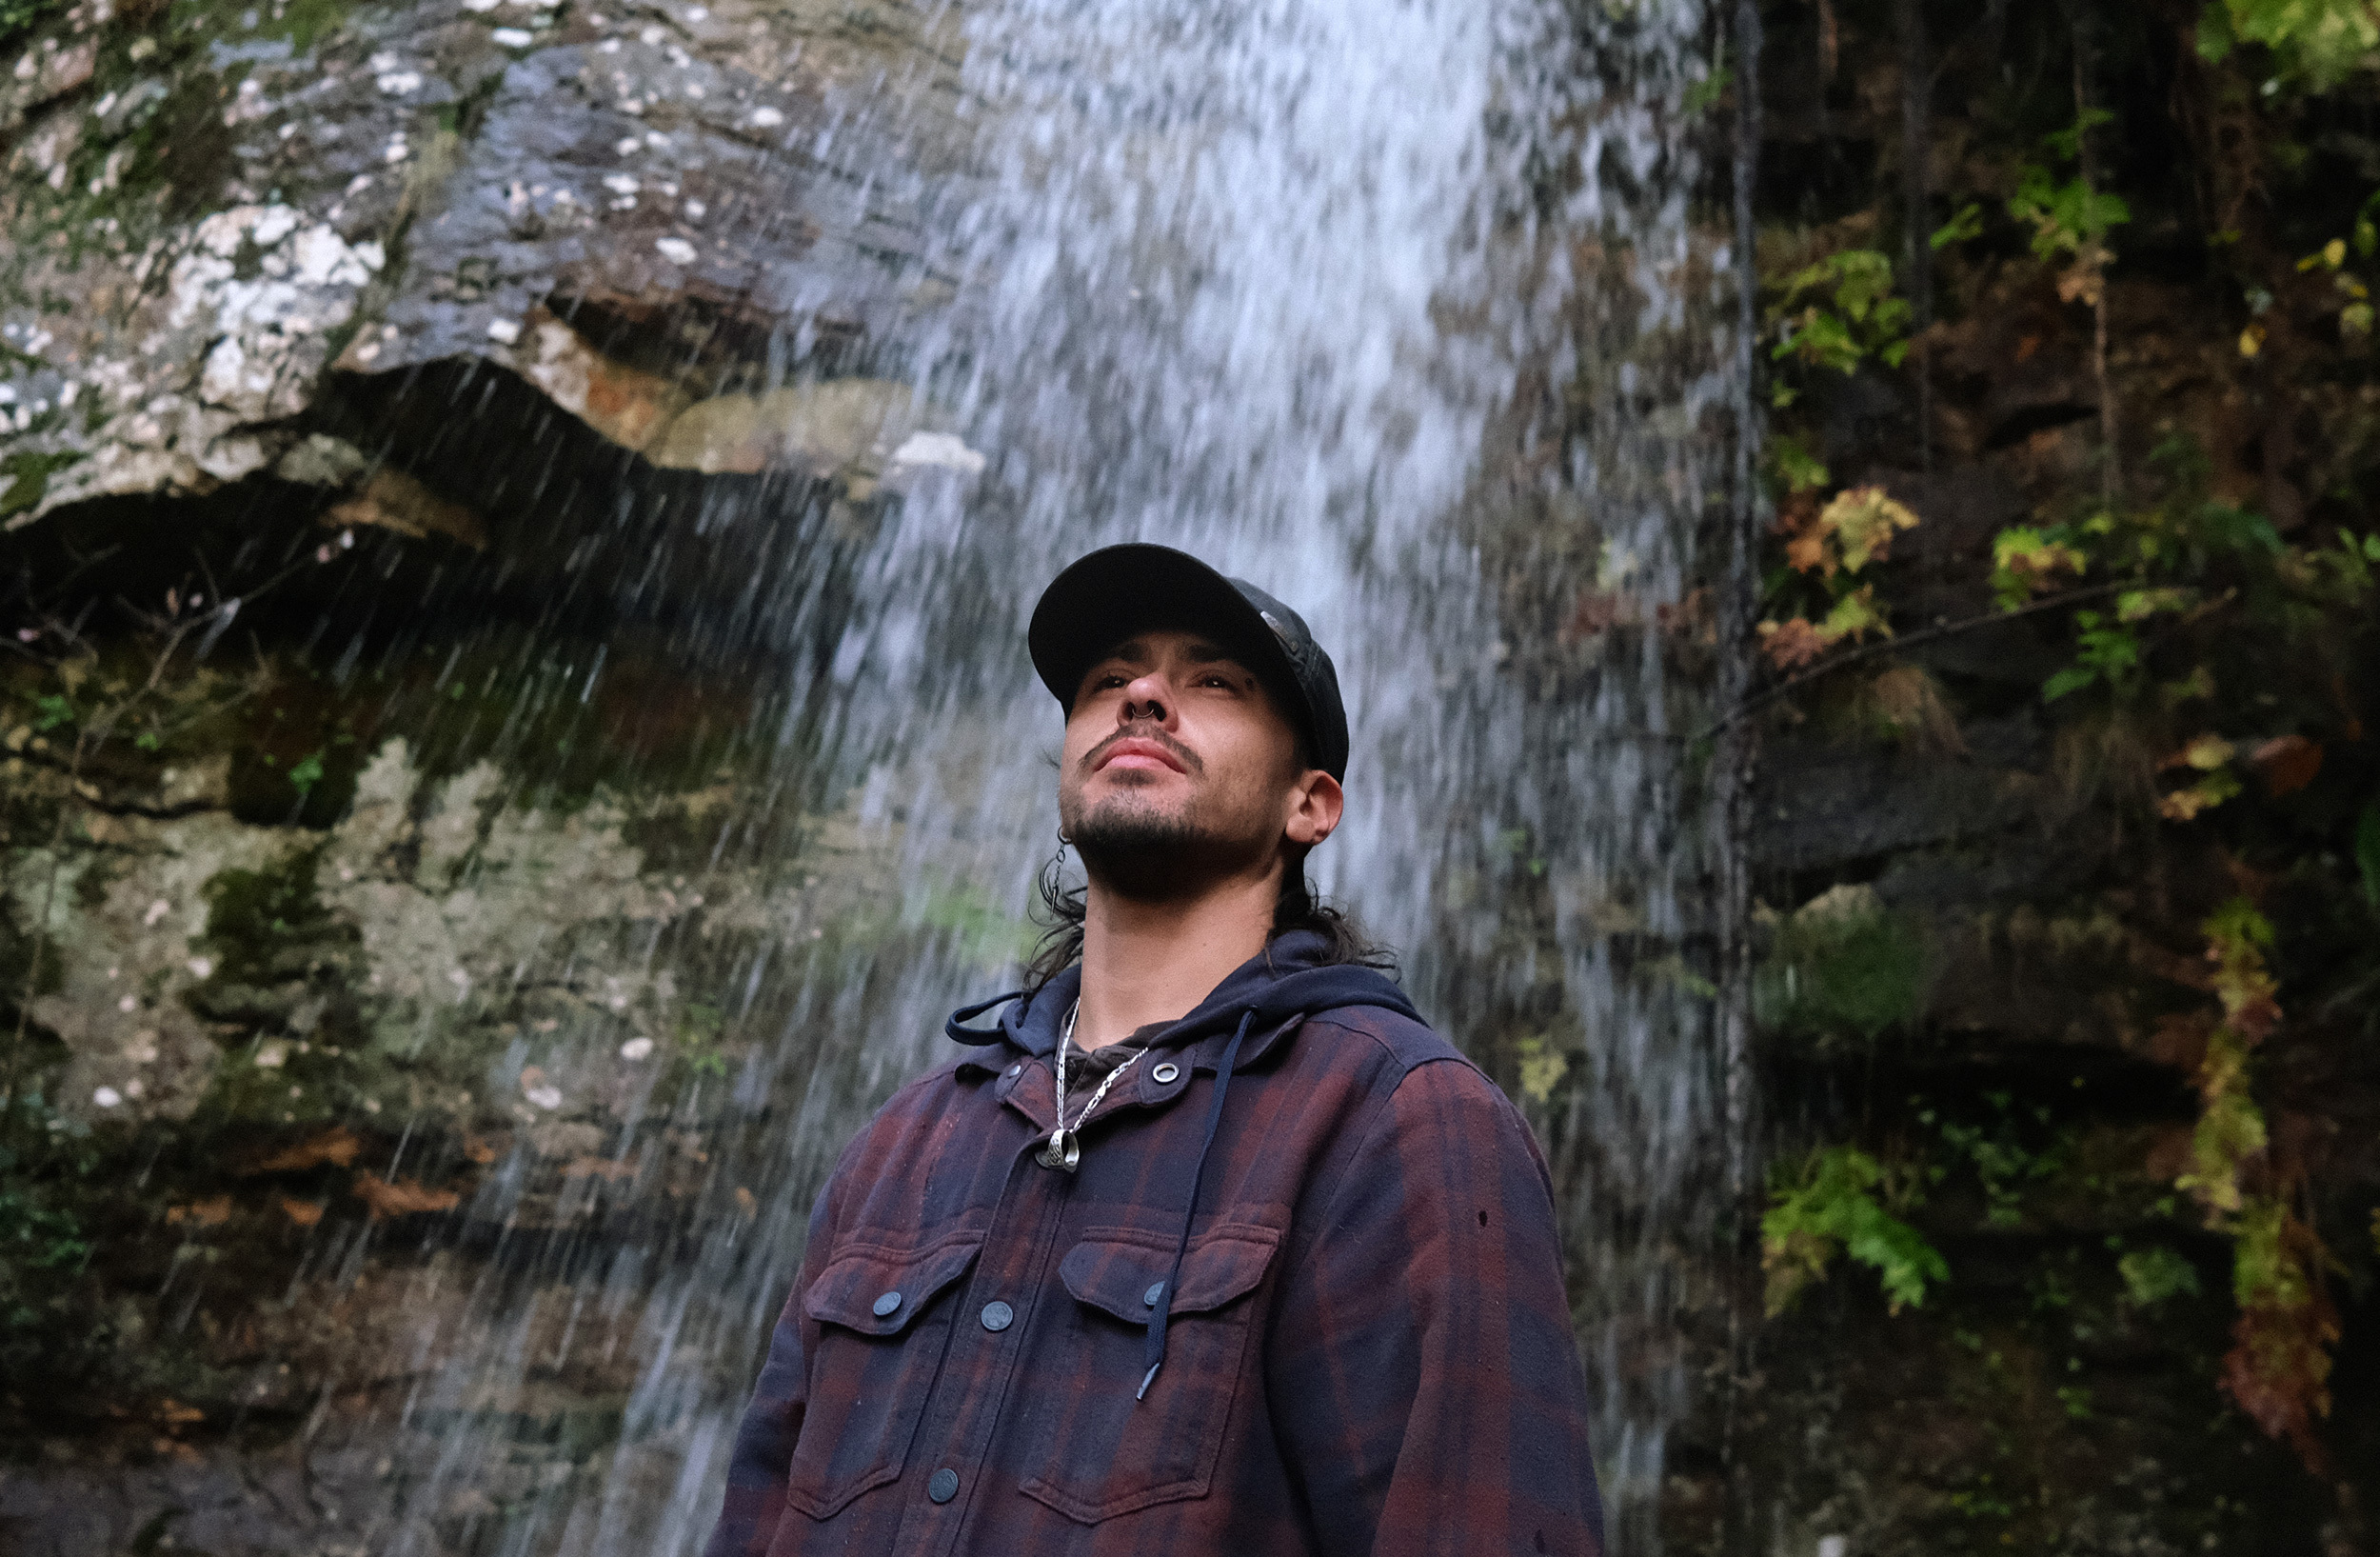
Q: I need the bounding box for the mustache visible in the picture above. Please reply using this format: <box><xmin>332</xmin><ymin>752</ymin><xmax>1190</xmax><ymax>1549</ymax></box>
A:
<box><xmin>1082</xmin><ymin>722</ymin><xmax>1203</xmax><ymax>775</ymax></box>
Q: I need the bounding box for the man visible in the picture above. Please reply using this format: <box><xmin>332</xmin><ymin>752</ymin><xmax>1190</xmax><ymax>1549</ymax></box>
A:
<box><xmin>705</xmin><ymin>544</ymin><xmax>1604</xmax><ymax>1557</ymax></box>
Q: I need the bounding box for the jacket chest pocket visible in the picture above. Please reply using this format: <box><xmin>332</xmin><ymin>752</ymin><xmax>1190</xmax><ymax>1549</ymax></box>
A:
<box><xmin>787</xmin><ymin>1233</ymin><xmax>982</xmax><ymax>1520</ymax></box>
<box><xmin>1019</xmin><ymin>1222</ymin><xmax>1281</xmax><ymax>1524</ymax></box>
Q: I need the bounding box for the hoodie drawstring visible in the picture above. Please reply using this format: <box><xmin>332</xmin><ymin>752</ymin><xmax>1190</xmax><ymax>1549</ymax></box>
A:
<box><xmin>945</xmin><ymin>990</ymin><xmax>1026</xmax><ymax>1045</ymax></box>
<box><xmin>1139</xmin><ymin>1008</ymin><xmax>1255</xmax><ymax>1402</ymax></box>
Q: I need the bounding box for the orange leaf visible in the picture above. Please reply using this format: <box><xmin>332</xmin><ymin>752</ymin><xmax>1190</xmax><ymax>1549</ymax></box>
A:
<box><xmin>278</xmin><ymin>1197</ymin><xmax>326</xmax><ymax>1228</ymax></box>
<box><xmin>350</xmin><ymin>1172</ymin><xmax>462</xmax><ymax>1221</ymax></box>
<box><xmin>1784</xmin><ymin>528</ymin><xmax>1832</xmax><ymax>576</ymax></box>
<box><xmin>247</xmin><ymin>1126</ymin><xmax>363</xmax><ymax>1175</ymax></box>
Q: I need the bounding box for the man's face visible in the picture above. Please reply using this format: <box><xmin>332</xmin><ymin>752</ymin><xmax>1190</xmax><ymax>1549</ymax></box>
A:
<box><xmin>1057</xmin><ymin>628</ymin><xmax>1339</xmax><ymax>897</ymax></box>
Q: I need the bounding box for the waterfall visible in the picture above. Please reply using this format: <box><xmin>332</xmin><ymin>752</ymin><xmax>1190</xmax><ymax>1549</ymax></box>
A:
<box><xmin>361</xmin><ymin>1</ymin><xmax>1748</xmax><ymax>1551</ymax></box>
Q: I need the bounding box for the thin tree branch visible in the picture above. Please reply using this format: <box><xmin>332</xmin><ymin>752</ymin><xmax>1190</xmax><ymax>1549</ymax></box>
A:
<box><xmin>1705</xmin><ymin>579</ymin><xmax>2131</xmax><ymax>735</ymax></box>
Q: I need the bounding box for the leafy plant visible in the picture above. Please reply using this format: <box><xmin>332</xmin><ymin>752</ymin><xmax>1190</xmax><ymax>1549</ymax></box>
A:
<box><xmin>1762</xmin><ymin>1145</ymin><xmax>1949</xmax><ymax>1315</ymax></box>
<box><xmin>1926</xmin><ymin>1092</ymin><xmax>2073</xmax><ymax>1232</ymax></box>
<box><xmin>2009</xmin><ymin>110</ymin><xmax>2132</xmax><ymax>306</ymax></box>
<box><xmin>2197</xmin><ymin>0</ymin><xmax>2380</xmax><ymax>90</ymax></box>
<box><xmin>1758</xmin><ymin>487</ymin><xmax>1922</xmax><ymax>669</ymax></box>
<box><xmin>1765</xmin><ymin>250</ymin><xmax>1912</xmax><ymax>408</ymax></box>
<box><xmin>2118</xmin><ymin>1245</ymin><xmax>2206</xmax><ymax>1308</ymax></box>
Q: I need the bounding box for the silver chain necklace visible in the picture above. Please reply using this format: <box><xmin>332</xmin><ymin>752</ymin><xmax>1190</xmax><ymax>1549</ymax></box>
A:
<box><xmin>1036</xmin><ymin>999</ymin><xmax>1145</xmax><ymax>1172</ymax></box>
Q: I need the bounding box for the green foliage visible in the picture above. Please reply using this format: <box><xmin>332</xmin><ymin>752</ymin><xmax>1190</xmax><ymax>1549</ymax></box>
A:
<box><xmin>2009</xmin><ymin>114</ymin><xmax>2132</xmax><ymax>267</ymax></box>
<box><xmin>2042</xmin><ymin>609</ymin><xmax>2142</xmax><ymax>702</ymax></box>
<box><xmin>1925</xmin><ymin>1092</ymin><xmax>2073</xmax><ymax>1231</ymax></box>
<box><xmin>2118</xmin><ymin>1245</ymin><xmax>2206</xmax><ymax>1307</ymax></box>
<box><xmin>677</xmin><ymin>1000</ymin><xmax>729</xmax><ymax>1078</ymax></box>
<box><xmin>1767</xmin><ymin>433</ymin><xmax>1830</xmax><ymax>496</ymax></box>
<box><xmin>0</xmin><ymin>1129</ymin><xmax>93</xmax><ymax>1380</ymax></box>
<box><xmin>286</xmin><ymin>750</ymin><xmax>327</xmax><ymax>800</ymax></box>
<box><xmin>1931</xmin><ymin>202</ymin><xmax>1986</xmax><ymax>250</ymax></box>
<box><xmin>1765</xmin><ymin>250</ymin><xmax>1912</xmax><ymax>408</ymax></box>
<box><xmin>2197</xmin><ymin>0</ymin><xmax>2380</xmax><ymax>90</ymax></box>
<box><xmin>1763</xmin><ymin>1145</ymin><xmax>1950</xmax><ymax>1315</ymax></box>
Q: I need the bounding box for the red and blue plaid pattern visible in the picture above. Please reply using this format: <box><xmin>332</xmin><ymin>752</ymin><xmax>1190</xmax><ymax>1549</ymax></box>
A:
<box><xmin>704</xmin><ymin>992</ymin><xmax>1606</xmax><ymax>1557</ymax></box>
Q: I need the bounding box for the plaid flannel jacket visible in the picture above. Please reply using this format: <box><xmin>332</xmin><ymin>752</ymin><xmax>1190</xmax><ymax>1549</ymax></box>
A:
<box><xmin>704</xmin><ymin>937</ymin><xmax>1605</xmax><ymax>1557</ymax></box>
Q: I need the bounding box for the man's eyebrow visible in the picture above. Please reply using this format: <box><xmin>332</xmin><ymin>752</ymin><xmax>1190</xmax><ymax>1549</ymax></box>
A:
<box><xmin>1181</xmin><ymin>641</ymin><xmax>1250</xmax><ymax>669</ymax></box>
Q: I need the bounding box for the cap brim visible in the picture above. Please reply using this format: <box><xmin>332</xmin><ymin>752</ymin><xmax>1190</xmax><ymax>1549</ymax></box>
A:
<box><xmin>1028</xmin><ymin>544</ymin><xmax>1300</xmax><ymax>719</ymax></box>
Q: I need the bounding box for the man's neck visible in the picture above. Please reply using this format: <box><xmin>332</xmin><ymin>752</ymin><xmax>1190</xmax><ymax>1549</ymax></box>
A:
<box><xmin>1074</xmin><ymin>865</ymin><xmax>1280</xmax><ymax>1049</ymax></box>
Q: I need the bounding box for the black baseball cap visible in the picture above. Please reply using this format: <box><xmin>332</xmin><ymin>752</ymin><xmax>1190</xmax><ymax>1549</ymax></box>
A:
<box><xmin>1028</xmin><ymin>544</ymin><xmax>1351</xmax><ymax>784</ymax></box>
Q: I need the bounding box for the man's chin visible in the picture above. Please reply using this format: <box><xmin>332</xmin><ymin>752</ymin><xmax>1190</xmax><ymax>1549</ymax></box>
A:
<box><xmin>1069</xmin><ymin>803</ymin><xmax>1224</xmax><ymax>900</ymax></box>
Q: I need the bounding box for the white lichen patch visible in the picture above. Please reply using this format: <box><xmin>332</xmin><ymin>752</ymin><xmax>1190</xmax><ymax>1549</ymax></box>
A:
<box><xmin>6</xmin><ymin>208</ymin><xmax>388</xmax><ymax>527</ymax></box>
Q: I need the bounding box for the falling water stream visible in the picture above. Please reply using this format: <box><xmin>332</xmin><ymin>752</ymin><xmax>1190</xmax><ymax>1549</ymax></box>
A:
<box><xmin>355</xmin><ymin>0</ymin><xmax>1747</xmax><ymax>1550</ymax></box>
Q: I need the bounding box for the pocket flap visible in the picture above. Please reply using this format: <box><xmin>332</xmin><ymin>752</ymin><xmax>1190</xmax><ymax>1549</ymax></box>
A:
<box><xmin>804</xmin><ymin>1233</ymin><xmax>982</xmax><ymax>1337</ymax></box>
<box><xmin>1060</xmin><ymin>1223</ymin><xmax>1280</xmax><ymax>1326</ymax></box>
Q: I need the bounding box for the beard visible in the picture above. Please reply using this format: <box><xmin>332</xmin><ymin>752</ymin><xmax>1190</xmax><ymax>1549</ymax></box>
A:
<box><xmin>1064</xmin><ymin>788</ymin><xmax>1259</xmax><ymax>903</ymax></box>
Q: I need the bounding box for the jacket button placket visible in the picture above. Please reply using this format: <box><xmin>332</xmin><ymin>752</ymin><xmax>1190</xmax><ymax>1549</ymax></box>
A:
<box><xmin>898</xmin><ymin>1115</ymin><xmax>1069</xmax><ymax>1556</ymax></box>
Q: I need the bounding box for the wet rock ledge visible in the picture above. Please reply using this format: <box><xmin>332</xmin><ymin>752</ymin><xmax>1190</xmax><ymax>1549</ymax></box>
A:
<box><xmin>0</xmin><ymin>0</ymin><xmax>1017</xmax><ymax>1546</ymax></box>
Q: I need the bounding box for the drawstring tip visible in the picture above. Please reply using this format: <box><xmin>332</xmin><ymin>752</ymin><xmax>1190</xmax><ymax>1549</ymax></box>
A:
<box><xmin>1137</xmin><ymin>1362</ymin><xmax>1161</xmax><ymax>1401</ymax></box>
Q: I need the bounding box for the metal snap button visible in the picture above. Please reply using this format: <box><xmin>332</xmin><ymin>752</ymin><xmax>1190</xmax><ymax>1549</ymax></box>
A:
<box><xmin>1006</xmin><ymin>1063</ymin><xmax>1021</xmax><ymax>1077</ymax></box>
<box><xmin>927</xmin><ymin>1467</ymin><xmax>960</xmax><ymax>1504</ymax></box>
<box><xmin>1143</xmin><ymin>1281</ymin><xmax>1165</xmax><ymax>1307</ymax></box>
<box><xmin>980</xmin><ymin>1300</ymin><xmax>1014</xmax><ymax>1332</ymax></box>
<box><xmin>872</xmin><ymin>1289</ymin><xmax>902</xmax><ymax>1317</ymax></box>
<box><xmin>1151</xmin><ymin>1062</ymin><xmax>1180</xmax><ymax>1085</ymax></box>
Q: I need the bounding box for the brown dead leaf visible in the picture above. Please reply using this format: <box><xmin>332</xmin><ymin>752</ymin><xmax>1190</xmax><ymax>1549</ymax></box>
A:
<box><xmin>247</xmin><ymin>1126</ymin><xmax>362</xmax><ymax>1175</ymax></box>
<box><xmin>1757</xmin><ymin>617</ymin><xmax>1830</xmax><ymax>670</ymax></box>
<box><xmin>2250</xmin><ymin>734</ymin><xmax>2323</xmax><ymax>796</ymax></box>
<box><xmin>166</xmin><ymin>1195</ymin><xmax>233</xmax><ymax>1228</ymax></box>
<box><xmin>350</xmin><ymin>1172</ymin><xmax>462</xmax><ymax>1221</ymax></box>
<box><xmin>278</xmin><ymin>1197</ymin><xmax>326</xmax><ymax>1228</ymax></box>
<box><xmin>1784</xmin><ymin>527</ymin><xmax>1832</xmax><ymax>576</ymax></box>
<box><xmin>154</xmin><ymin>1399</ymin><xmax>205</xmax><ymax>1427</ymax></box>
<box><xmin>461</xmin><ymin>1132</ymin><xmax>504</xmax><ymax>1166</ymax></box>
<box><xmin>734</xmin><ymin>1187</ymin><xmax>757</xmax><ymax>1215</ymax></box>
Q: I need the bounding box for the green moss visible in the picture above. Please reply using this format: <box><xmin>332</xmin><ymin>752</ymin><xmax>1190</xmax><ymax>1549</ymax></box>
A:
<box><xmin>194</xmin><ymin>848</ymin><xmax>347</xmax><ymax>991</ymax></box>
<box><xmin>1757</xmin><ymin>897</ymin><xmax>1929</xmax><ymax>1043</ymax></box>
<box><xmin>0</xmin><ymin>452</ymin><xmax>85</xmax><ymax>523</ymax></box>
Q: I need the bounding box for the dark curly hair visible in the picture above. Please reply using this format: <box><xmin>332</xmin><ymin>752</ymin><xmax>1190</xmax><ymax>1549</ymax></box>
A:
<box><xmin>1022</xmin><ymin>846</ymin><xmax>1394</xmax><ymax>990</ymax></box>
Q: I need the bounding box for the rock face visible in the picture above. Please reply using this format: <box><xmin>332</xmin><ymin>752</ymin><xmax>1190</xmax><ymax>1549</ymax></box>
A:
<box><xmin>0</xmin><ymin>0</ymin><xmax>973</xmax><ymax>529</ymax></box>
<box><xmin>0</xmin><ymin>0</ymin><xmax>1009</xmax><ymax>1547</ymax></box>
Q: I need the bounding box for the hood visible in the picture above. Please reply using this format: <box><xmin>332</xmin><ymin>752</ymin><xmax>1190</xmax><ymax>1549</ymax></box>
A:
<box><xmin>945</xmin><ymin>928</ymin><xmax>1419</xmax><ymax>1059</ymax></box>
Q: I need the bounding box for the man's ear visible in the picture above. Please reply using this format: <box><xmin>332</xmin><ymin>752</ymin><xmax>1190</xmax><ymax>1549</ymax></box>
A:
<box><xmin>1284</xmin><ymin>769</ymin><xmax>1343</xmax><ymax>848</ymax></box>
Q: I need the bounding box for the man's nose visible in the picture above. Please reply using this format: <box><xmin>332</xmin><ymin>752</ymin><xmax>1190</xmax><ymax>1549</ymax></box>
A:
<box><xmin>1120</xmin><ymin>669</ymin><xmax>1175</xmax><ymax>726</ymax></box>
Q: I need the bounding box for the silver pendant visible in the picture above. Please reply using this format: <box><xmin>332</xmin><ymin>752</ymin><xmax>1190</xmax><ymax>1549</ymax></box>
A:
<box><xmin>1038</xmin><ymin>1127</ymin><xmax>1080</xmax><ymax>1172</ymax></box>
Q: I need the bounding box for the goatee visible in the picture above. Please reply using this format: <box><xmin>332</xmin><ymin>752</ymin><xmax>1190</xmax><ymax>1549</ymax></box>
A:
<box><xmin>1069</xmin><ymin>805</ymin><xmax>1227</xmax><ymax>902</ymax></box>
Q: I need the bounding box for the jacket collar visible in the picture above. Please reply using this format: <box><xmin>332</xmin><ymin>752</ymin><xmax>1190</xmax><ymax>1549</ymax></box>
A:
<box><xmin>947</xmin><ymin>930</ymin><xmax>1419</xmax><ymax>1078</ymax></box>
